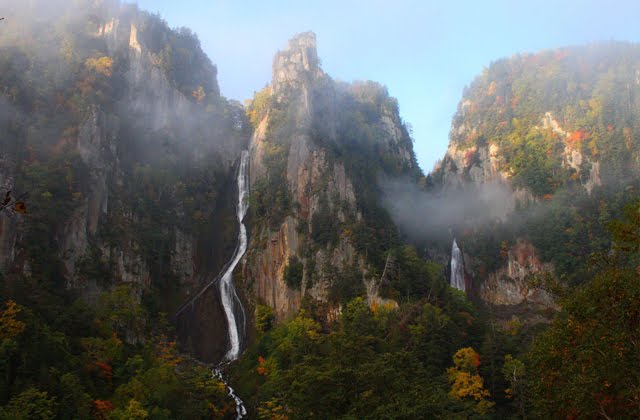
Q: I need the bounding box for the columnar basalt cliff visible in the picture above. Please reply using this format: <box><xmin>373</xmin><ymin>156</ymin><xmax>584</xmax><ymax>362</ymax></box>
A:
<box><xmin>246</xmin><ymin>32</ymin><xmax>419</xmax><ymax>320</ymax></box>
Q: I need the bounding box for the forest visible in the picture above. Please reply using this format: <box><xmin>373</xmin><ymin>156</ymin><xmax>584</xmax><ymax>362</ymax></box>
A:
<box><xmin>0</xmin><ymin>1</ymin><xmax>639</xmax><ymax>419</ymax></box>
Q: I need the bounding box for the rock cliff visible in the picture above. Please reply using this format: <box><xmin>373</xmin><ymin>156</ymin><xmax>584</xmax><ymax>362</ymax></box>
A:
<box><xmin>246</xmin><ymin>32</ymin><xmax>418</xmax><ymax>320</ymax></box>
<box><xmin>431</xmin><ymin>44</ymin><xmax>640</xmax><ymax>310</ymax></box>
<box><xmin>0</xmin><ymin>2</ymin><xmax>248</xmax><ymax>321</ymax></box>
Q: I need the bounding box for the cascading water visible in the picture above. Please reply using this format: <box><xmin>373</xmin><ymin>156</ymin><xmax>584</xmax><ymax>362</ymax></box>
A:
<box><xmin>219</xmin><ymin>150</ymin><xmax>250</xmax><ymax>361</ymax></box>
<box><xmin>450</xmin><ymin>239</ymin><xmax>465</xmax><ymax>292</ymax></box>
<box><xmin>172</xmin><ymin>152</ymin><xmax>250</xmax><ymax>417</ymax></box>
<box><xmin>213</xmin><ymin>150</ymin><xmax>250</xmax><ymax>419</ymax></box>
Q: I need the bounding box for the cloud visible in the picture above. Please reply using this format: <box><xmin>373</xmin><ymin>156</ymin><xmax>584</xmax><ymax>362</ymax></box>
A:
<box><xmin>380</xmin><ymin>177</ymin><xmax>514</xmax><ymax>242</ymax></box>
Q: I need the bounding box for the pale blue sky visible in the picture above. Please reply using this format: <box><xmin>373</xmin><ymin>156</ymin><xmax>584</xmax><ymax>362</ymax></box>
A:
<box><xmin>133</xmin><ymin>0</ymin><xmax>640</xmax><ymax>172</ymax></box>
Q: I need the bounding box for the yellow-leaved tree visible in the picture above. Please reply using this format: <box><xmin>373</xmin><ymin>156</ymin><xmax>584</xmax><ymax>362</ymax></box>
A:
<box><xmin>0</xmin><ymin>300</ymin><xmax>26</xmax><ymax>340</ymax></box>
<box><xmin>447</xmin><ymin>347</ymin><xmax>494</xmax><ymax>415</ymax></box>
<box><xmin>85</xmin><ymin>56</ymin><xmax>114</xmax><ymax>77</ymax></box>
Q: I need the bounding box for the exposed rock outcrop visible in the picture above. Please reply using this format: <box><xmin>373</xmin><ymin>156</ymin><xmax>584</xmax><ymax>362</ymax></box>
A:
<box><xmin>0</xmin><ymin>4</ymin><xmax>247</xmax><ymax>316</ymax></box>
<box><xmin>480</xmin><ymin>239</ymin><xmax>555</xmax><ymax>308</ymax></box>
<box><xmin>246</xmin><ymin>32</ymin><xmax>415</xmax><ymax>320</ymax></box>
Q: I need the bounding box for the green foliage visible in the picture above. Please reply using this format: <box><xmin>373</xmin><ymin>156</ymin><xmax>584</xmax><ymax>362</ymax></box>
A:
<box><xmin>57</xmin><ymin>373</ymin><xmax>92</xmax><ymax>419</ymax></box>
<box><xmin>283</xmin><ymin>256</ymin><xmax>304</xmax><ymax>290</ymax></box>
<box><xmin>501</xmin><ymin>355</ymin><xmax>526</xmax><ymax>418</ymax></box>
<box><xmin>97</xmin><ymin>284</ymin><xmax>147</xmax><ymax>339</ymax></box>
<box><xmin>0</xmin><ymin>287</ymin><xmax>234</xmax><ymax>418</ymax></box>
<box><xmin>109</xmin><ymin>399</ymin><xmax>149</xmax><ymax>419</ymax></box>
<box><xmin>527</xmin><ymin>199</ymin><xmax>640</xmax><ymax>418</ymax></box>
<box><xmin>521</xmin><ymin>186</ymin><xmax>633</xmax><ymax>283</ymax></box>
<box><xmin>76</xmin><ymin>247</ymin><xmax>113</xmax><ymax>288</ymax></box>
<box><xmin>430</xmin><ymin>43</ymin><xmax>640</xmax><ymax>284</ymax></box>
<box><xmin>409</xmin><ymin>304</ymin><xmax>458</xmax><ymax>375</ymax></box>
<box><xmin>250</xmin><ymin>141</ymin><xmax>292</xmax><ymax>230</ymax></box>
<box><xmin>503</xmin><ymin>118</ymin><xmax>568</xmax><ymax>196</ymax></box>
<box><xmin>0</xmin><ymin>388</ymin><xmax>57</xmax><ymax>420</ymax></box>
<box><xmin>310</xmin><ymin>198</ymin><xmax>339</xmax><ymax>247</ymax></box>
<box><xmin>246</xmin><ymin>87</ymin><xmax>272</xmax><ymax>127</ymax></box>
<box><xmin>0</xmin><ymin>2</ymin><xmax>247</xmax><ymax>419</ymax></box>
<box><xmin>233</xmin><ymin>292</ymin><xmax>486</xmax><ymax>418</ymax></box>
<box><xmin>327</xmin><ymin>266</ymin><xmax>366</xmax><ymax>305</ymax></box>
<box><xmin>255</xmin><ymin>305</ymin><xmax>275</xmax><ymax>334</ymax></box>
<box><xmin>19</xmin><ymin>153</ymin><xmax>90</xmax><ymax>286</ymax></box>
<box><xmin>306</xmin><ymin>80</ymin><xmax>419</xmax><ymax>271</ymax></box>
<box><xmin>380</xmin><ymin>245</ymin><xmax>445</xmax><ymax>301</ymax></box>
<box><xmin>138</xmin><ymin>14</ymin><xmax>219</xmax><ymax>100</ymax></box>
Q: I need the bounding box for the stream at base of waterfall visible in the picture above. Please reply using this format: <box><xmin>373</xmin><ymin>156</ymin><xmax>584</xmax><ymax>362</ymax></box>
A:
<box><xmin>215</xmin><ymin>363</ymin><xmax>247</xmax><ymax>419</ymax></box>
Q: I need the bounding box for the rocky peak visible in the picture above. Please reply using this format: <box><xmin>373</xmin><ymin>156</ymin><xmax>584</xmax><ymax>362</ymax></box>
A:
<box><xmin>272</xmin><ymin>32</ymin><xmax>322</xmax><ymax>97</ymax></box>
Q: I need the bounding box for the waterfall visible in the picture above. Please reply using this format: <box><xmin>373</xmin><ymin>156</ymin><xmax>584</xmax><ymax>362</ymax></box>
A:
<box><xmin>173</xmin><ymin>151</ymin><xmax>250</xmax><ymax>418</ymax></box>
<box><xmin>219</xmin><ymin>150</ymin><xmax>249</xmax><ymax>361</ymax></box>
<box><xmin>214</xmin><ymin>150</ymin><xmax>250</xmax><ymax>419</ymax></box>
<box><xmin>450</xmin><ymin>239</ymin><xmax>465</xmax><ymax>292</ymax></box>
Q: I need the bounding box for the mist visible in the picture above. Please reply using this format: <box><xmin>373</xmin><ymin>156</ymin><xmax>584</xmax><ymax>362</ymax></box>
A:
<box><xmin>0</xmin><ymin>0</ymin><xmax>249</xmax><ymax>169</ymax></box>
<box><xmin>380</xmin><ymin>178</ymin><xmax>514</xmax><ymax>242</ymax></box>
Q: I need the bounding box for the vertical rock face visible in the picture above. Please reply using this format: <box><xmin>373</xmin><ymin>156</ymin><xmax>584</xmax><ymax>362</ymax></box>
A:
<box><xmin>59</xmin><ymin>18</ymin><xmax>213</xmax><ymax>297</ymax></box>
<box><xmin>246</xmin><ymin>33</ymin><xmax>417</xmax><ymax>321</ymax></box>
<box><xmin>0</xmin><ymin>3</ymin><xmax>248</xmax><ymax>316</ymax></box>
<box><xmin>272</xmin><ymin>32</ymin><xmax>322</xmax><ymax>99</ymax></box>
<box><xmin>250</xmin><ymin>216</ymin><xmax>302</xmax><ymax>320</ymax></box>
<box><xmin>62</xmin><ymin>106</ymin><xmax>121</xmax><ymax>293</ymax></box>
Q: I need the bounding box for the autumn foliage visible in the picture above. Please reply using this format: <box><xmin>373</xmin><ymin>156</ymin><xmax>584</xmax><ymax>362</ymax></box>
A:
<box><xmin>0</xmin><ymin>300</ymin><xmax>26</xmax><ymax>340</ymax></box>
<box><xmin>84</xmin><ymin>56</ymin><xmax>114</xmax><ymax>77</ymax></box>
<box><xmin>447</xmin><ymin>347</ymin><xmax>494</xmax><ymax>415</ymax></box>
<box><xmin>92</xmin><ymin>399</ymin><xmax>114</xmax><ymax>419</ymax></box>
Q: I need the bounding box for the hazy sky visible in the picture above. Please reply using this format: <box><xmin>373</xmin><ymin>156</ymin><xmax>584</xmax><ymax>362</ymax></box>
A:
<box><xmin>134</xmin><ymin>0</ymin><xmax>640</xmax><ymax>172</ymax></box>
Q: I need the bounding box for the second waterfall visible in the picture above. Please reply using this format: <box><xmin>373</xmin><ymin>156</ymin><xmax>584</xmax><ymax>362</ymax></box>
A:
<box><xmin>219</xmin><ymin>150</ymin><xmax>250</xmax><ymax>361</ymax></box>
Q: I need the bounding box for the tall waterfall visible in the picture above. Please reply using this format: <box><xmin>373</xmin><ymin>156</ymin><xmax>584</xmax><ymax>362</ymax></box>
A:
<box><xmin>219</xmin><ymin>150</ymin><xmax>250</xmax><ymax>361</ymax></box>
<box><xmin>450</xmin><ymin>239</ymin><xmax>465</xmax><ymax>292</ymax></box>
<box><xmin>216</xmin><ymin>150</ymin><xmax>250</xmax><ymax>419</ymax></box>
<box><xmin>173</xmin><ymin>151</ymin><xmax>250</xmax><ymax>418</ymax></box>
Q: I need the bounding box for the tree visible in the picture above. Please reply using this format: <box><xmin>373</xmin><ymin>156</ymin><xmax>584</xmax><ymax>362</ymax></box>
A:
<box><xmin>96</xmin><ymin>284</ymin><xmax>146</xmax><ymax>340</ymax></box>
<box><xmin>110</xmin><ymin>399</ymin><xmax>149</xmax><ymax>419</ymax></box>
<box><xmin>447</xmin><ymin>347</ymin><xmax>494</xmax><ymax>415</ymax></box>
<box><xmin>0</xmin><ymin>388</ymin><xmax>57</xmax><ymax>419</ymax></box>
<box><xmin>528</xmin><ymin>199</ymin><xmax>640</xmax><ymax>418</ymax></box>
<box><xmin>0</xmin><ymin>300</ymin><xmax>25</xmax><ymax>340</ymax></box>
<box><xmin>84</xmin><ymin>56</ymin><xmax>114</xmax><ymax>77</ymax></box>
<box><xmin>409</xmin><ymin>304</ymin><xmax>454</xmax><ymax>375</ymax></box>
<box><xmin>255</xmin><ymin>304</ymin><xmax>275</xmax><ymax>334</ymax></box>
<box><xmin>283</xmin><ymin>256</ymin><xmax>304</xmax><ymax>290</ymax></box>
<box><xmin>57</xmin><ymin>373</ymin><xmax>92</xmax><ymax>419</ymax></box>
<box><xmin>502</xmin><ymin>354</ymin><xmax>526</xmax><ymax>418</ymax></box>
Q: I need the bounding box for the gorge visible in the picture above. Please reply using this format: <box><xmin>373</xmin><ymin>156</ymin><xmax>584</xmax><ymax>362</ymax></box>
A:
<box><xmin>0</xmin><ymin>1</ymin><xmax>639</xmax><ymax>418</ymax></box>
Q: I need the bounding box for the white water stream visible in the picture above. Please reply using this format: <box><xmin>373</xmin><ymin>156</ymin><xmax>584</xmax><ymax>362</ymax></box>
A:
<box><xmin>219</xmin><ymin>150</ymin><xmax>249</xmax><ymax>362</ymax></box>
<box><xmin>214</xmin><ymin>363</ymin><xmax>247</xmax><ymax>419</ymax></box>
<box><xmin>214</xmin><ymin>150</ymin><xmax>250</xmax><ymax>418</ymax></box>
<box><xmin>173</xmin><ymin>151</ymin><xmax>250</xmax><ymax>418</ymax></box>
